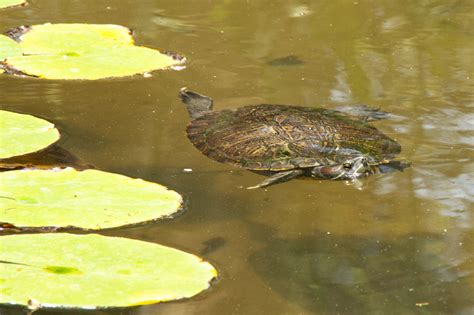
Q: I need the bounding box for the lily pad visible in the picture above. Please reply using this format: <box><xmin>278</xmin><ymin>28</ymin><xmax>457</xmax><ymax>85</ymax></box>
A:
<box><xmin>3</xmin><ymin>23</ymin><xmax>184</xmax><ymax>79</ymax></box>
<box><xmin>0</xmin><ymin>35</ymin><xmax>22</xmax><ymax>60</ymax></box>
<box><xmin>0</xmin><ymin>233</ymin><xmax>217</xmax><ymax>309</ymax></box>
<box><xmin>0</xmin><ymin>168</ymin><xmax>183</xmax><ymax>230</ymax></box>
<box><xmin>0</xmin><ymin>0</ymin><xmax>25</xmax><ymax>9</ymax></box>
<box><xmin>0</xmin><ymin>110</ymin><xmax>60</xmax><ymax>159</ymax></box>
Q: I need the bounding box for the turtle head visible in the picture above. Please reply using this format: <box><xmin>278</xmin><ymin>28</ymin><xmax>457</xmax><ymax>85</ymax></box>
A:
<box><xmin>179</xmin><ymin>88</ymin><xmax>213</xmax><ymax>119</ymax></box>
<box><xmin>311</xmin><ymin>156</ymin><xmax>377</xmax><ymax>180</ymax></box>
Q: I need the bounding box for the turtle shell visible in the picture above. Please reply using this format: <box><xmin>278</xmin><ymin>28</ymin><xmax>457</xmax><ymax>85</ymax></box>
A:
<box><xmin>186</xmin><ymin>104</ymin><xmax>401</xmax><ymax>171</ymax></box>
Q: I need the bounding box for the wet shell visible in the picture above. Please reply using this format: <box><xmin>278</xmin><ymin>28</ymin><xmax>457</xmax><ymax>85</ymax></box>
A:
<box><xmin>186</xmin><ymin>104</ymin><xmax>400</xmax><ymax>171</ymax></box>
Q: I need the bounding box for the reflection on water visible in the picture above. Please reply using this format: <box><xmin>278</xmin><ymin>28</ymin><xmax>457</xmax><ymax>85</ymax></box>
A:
<box><xmin>250</xmin><ymin>231</ymin><xmax>473</xmax><ymax>314</ymax></box>
<box><xmin>0</xmin><ymin>0</ymin><xmax>473</xmax><ymax>314</ymax></box>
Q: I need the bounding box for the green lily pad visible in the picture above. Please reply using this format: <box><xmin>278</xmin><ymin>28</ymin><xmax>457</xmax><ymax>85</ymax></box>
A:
<box><xmin>0</xmin><ymin>35</ymin><xmax>22</xmax><ymax>60</ymax></box>
<box><xmin>0</xmin><ymin>168</ymin><xmax>183</xmax><ymax>230</ymax></box>
<box><xmin>0</xmin><ymin>0</ymin><xmax>25</xmax><ymax>9</ymax></box>
<box><xmin>3</xmin><ymin>23</ymin><xmax>184</xmax><ymax>80</ymax></box>
<box><xmin>0</xmin><ymin>233</ymin><xmax>217</xmax><ymax>309</ymax></box>
<box><xmin>0</xmin><ymin>110</ymin><xmax>60</xmax><ymax>159</ymax></box>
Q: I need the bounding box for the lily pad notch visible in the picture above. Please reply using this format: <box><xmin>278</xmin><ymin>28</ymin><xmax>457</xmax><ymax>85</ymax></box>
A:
<box><xmin>1</xmin><ymin>23</ymin><xmax>185</xmax><ymax>79</ymax></box>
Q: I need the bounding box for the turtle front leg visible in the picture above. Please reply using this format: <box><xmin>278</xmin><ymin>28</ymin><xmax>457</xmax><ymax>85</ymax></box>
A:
<box><xmin>247</xmin><ymin>169</ymin><xmax>304</xmax><ymax>189</ymax></box>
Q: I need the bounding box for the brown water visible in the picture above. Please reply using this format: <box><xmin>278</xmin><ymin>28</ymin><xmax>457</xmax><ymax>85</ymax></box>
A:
<box><xmin>1</xmin><ymin>1</ymin><xmax>473</xmax><ymax>314</ymax></box>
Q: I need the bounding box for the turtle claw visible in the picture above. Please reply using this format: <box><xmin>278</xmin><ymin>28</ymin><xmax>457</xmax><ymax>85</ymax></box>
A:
<box><xmin>246</xmin><ymin>184</ymin><xmax>260</xmax><ymax>190</ymax></box>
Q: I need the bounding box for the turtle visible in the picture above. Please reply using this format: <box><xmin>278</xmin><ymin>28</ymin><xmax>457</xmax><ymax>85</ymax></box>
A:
<box><xmin>179</xmin><ymin>88</ymin><xmax>409</xmax><ymax>189</ymax></box>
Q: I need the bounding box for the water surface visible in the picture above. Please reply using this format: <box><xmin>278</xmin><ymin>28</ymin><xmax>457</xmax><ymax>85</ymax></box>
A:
<box><xmin>1</xmin><ymin>1</ymin><xmax>473</xmax><ymax>314</ymax></box>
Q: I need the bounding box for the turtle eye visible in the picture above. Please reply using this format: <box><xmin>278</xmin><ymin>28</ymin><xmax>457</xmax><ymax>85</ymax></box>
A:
<box><xmin>343</xmin><ymin>162</ymin><xmax>352</xmax><ymax>169</ymax></box>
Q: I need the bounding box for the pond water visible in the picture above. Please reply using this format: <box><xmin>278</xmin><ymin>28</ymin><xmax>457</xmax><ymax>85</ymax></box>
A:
<box><xmin>1</xmin><ymin>0</ymin><xmax>473</xmax><ymax>314</ymax></box>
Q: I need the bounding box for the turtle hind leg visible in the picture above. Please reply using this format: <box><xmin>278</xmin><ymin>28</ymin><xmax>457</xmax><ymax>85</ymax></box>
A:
<box><xmin>247</xmin><ymin>169</ymin><xmax>304</xmax><ymax>189</ymax></box>
<box><xmin>179</xmin><ymin>88</ymin><xmax>214</xmax><ymax>119</ymax></box>
<box><xmin>335</xmin><ymin>104</ymin><xmax>390</xmax><ymax>121</ymax></box>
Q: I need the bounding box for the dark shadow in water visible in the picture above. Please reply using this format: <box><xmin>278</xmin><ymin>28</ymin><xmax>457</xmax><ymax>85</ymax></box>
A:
<box><xmin>249</xmin><ymin>222</ymin><xmax>474</xmax><ymax>315</ymax></box>
<box><xmin>266</xmin><ymin>55</ymin><xmax>305</xmax><ymax>66</ymax></box>
<box><xmin>0</xmin><ymin>144</ymin><xmax>94</xmax><ymax>171</ymax></box>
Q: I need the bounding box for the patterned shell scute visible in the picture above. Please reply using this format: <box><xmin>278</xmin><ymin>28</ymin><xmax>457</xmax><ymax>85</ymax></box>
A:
<box><xmin>186</xmin><ymin>104</ymin><xmax>401</xmax><ymax>171</ymax></box>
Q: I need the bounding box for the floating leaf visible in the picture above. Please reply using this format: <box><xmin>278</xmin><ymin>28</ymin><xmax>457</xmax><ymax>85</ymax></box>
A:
<box><xmin>0</xmin><ymin>110</ymin><xmax>60</xmax><ymax>159</ymax></box>
<box><xmin>0</xmin><ymin>168</ymin><xmax>183</xmax><ymax>230</ymax></box>
<box><xmin>0</xmin><ymin>0</ymin><xmax>25</xmax><ymax>9</ymax></box>
<box><xmin>3</xmin><ymin>23</ymin><xmax>183</xmax><ymax>79</ymax></box>
<box><xmin>0</xmin><ymin>35</ymin><xmax>22</xmax><ymax>60</ymax></box>
<box><xmin>0</xmin><ymin>233</ymin><xmax>217</xmax><ymax>309</ymax></box>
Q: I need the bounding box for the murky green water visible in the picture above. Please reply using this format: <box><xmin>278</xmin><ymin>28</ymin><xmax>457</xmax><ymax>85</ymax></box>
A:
<box><xmin>1</xmin><ymin>0</ymin><xmax>473</xmax><ymax>314</ymax></box>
